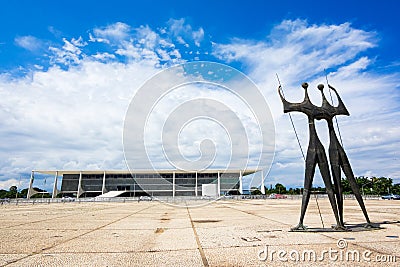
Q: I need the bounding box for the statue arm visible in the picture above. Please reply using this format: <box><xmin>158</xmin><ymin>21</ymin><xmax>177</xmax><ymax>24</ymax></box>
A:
<box><xmin>328</xmin><ymin>84</ymin><xmax>350</xmax><ymax>116</ymax></box>
<box><xmin>278</xmin><ymin>85</ymin><xmax>302</xmax><ymax>113</ymax></box>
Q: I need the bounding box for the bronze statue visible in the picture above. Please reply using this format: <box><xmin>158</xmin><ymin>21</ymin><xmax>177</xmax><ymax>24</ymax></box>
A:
<box><xmin>316</xmin><ymin>84</ymin><xmax>373</xmax><ymax>228</ymax></box>
<box><xmin>278</xmin><ymin>83</ymin><xmax>342</xmax><ymax>231</ymax></box>
<box><xmin>279</xmin><ymin>82</ymin><xmax>374</xmax><ymax>231</ymax></box>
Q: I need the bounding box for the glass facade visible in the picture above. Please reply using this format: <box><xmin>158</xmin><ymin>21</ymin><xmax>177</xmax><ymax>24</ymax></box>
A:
<box><xmin>60</xmin><ymin>171</ymin><xmax>242</xmax><ymax>197</ymax></box>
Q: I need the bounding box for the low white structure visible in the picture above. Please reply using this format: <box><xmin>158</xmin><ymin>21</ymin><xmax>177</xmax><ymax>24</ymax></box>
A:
<box><xmin>202</xmin><ymin>184</ymin><xmax>218</xmax><ymax>197</ymax></box>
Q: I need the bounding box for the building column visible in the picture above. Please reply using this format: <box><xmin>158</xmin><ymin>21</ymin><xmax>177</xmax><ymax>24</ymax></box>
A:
<box><xmin>52</xmin><ymin>171</ymin><xmax>58</xmax><ymax>199</ymax></box>
<box><xmin>77</xmin><ymin>171</ymin><xmax>83</xmax><ymax>198</ymax></box>
<box><xmin>217</xmin><ymin>171</ymin><xmax>221</xmax><ymax>197</ymax></box>
<box><xmin>195</xmin><ymin>171</ymin><xmax>198</xmax><ymax>197</ymax></box>
<box><xmin>261</xmin><ymin>169</ymin><xmax>265</xmax><ymax>195</ymax></box>
<box><xmin>102</xmin><ymin>171</ymin><xmax>106</xmax><ymax>194</ymax></box>
<box><xmin>172</xmin><ymin>171</ymin><xmax>175</xmax><ymax>198</ymax></box>
<box><xmin>239</xmin><ymin>170</ymin><xmax>243</xmax><ymax>195</ymax></box>
<box><xmin>133</xmin><ymin>176</ymin><xmax>136</xmax><ymax>197</ymax></box>
<box><xmin>27</xmin><ymin>171</ymin><xmax>35</xmax><ymax>200</ymax></box>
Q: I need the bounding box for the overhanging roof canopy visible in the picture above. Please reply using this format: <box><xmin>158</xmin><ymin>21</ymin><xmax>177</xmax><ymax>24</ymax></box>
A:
<box><xmin>34</xmin><ymin>169</ymin><xmax>259</xmax><ymax>176</ymax></box>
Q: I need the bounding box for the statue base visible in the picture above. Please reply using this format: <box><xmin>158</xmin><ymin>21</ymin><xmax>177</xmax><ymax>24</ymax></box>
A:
<box><xmin>289</xmin><ymin>223</ymin><xmax>382</xmax><ymax>232</ymax></box>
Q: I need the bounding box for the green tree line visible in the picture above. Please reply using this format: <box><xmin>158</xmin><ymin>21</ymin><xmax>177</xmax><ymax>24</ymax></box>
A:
<box><xmin>0</xmin><ymin>186</ymin><xmax>50</xmax><ymax>199</ymax></box>
<box><xmin>252</xmin><ymin>176</ymin><xmax>400</xmax><ymax>195</ymax></box>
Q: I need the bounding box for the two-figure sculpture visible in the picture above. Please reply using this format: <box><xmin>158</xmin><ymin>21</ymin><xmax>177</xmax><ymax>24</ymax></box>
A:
<box><xmin>278</xmin><ymin>82</ymin><xmax>373</xmax><ymax>231</ymax></box>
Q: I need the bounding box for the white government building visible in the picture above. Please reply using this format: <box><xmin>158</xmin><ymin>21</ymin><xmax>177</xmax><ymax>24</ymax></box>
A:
<box><xmin>27</xmin><ymin>169</ymin><xmax>266</xmax><ymax>199</ymax></box>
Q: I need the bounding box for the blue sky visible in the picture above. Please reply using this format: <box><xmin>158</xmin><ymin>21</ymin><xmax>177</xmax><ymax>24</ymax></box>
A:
<box><xmin>0</xmin><ymin>0</ymin><xmax>399</xmax><ymax>191</ymax></box>
<box><xmin>1</xmin><ymin>0</ymin><xmax>399</xmax><ymax>72</ymax></box>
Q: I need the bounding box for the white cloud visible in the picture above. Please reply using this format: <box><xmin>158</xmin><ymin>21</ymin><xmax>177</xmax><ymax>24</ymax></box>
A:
<box><xmin>92</xmin><ymin>52</ymin><xmax>116</xmax><ymax>61</ymax></box>
<box><xmin>92</xmin><ymin>22</ymin><xmax>131</xmax><ymax>42</ymax></box>
<box><xmin>0</xmin><ymin>178</ymin><xmax>25</xmax><ymax>191</ymax></box>
<box><xmin>213</xmin><ymin>19</ymin><xmax>400</xmax><ymax>187</ymax></box>
<box><xmin>136</xmin><ymin>25</ymin><xmax>159</xmax><ymax>48</ymax></box>
<box><xmin>15</xmin><ymin>35</ymin><xmax>43</xmax><ymax>52</ymax></box>
<box><xmin>91</xmin><ymin>23</ymin><xmax>184</xmax><ymax>66</ymax></box>
<box><xmin>0</xmin><ymin>59</ymin><xmax>158</xmax><ymax>187</ymax></box>
<box><xmin>49</xmin><ymin>37</ymin><xmax>87</xmax><ymax>65</ymax></box>
<box><xmin>192</xmin><ymin>27</ymin><xmax>204</xmax><ymax>47</ymax></box>
<box><xmin>214</xmin><ymin>20</ymin><xmax>377</xmax><ymax>81</ymax></box>
<box><xmin>176</xmin><ymin>36</ymin><xmax>187</xmax><ymax>45</ymax></box>
<box><xmin>167</xmin><ymin>18</ymin><xmax>204</xmax><ymax>47</ymax></box>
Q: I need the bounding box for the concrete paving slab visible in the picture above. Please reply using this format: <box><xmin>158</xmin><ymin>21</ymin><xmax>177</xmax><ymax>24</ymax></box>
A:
<box><xmin>0</xmin><ymin>254</ymin><xmax>29</xmax><ymax>266</ymax></box>
<box><xmin>0</xmin><ymin>229</ymin><xmax>87</xmax><ymax>254</ymax></box>
<box><xmin>205</xmin><ymin>242</ymin><xmax>398</xmax><ymax>267</ymax></box>
<box><xmin>9</xmin><ymin>218</ymin><xmax>114</xmax><ymax>231</ymax></box>
<box><xmin>5</xmin><ymin>250</ymin><xmax>204</xmax><ymax>267</ymax></box>
<box><xmin>45</xmin><ymin>228</ymin><xmax>198</xmax><ymax>253</ymax></box>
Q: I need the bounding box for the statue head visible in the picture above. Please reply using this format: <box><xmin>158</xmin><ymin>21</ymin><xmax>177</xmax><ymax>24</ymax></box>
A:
<box><xmin>317</xmin><ymin>84</ymin><xmax>324</xmax><ymax>91</ymax></box>
<box><xmin>302</xmin><ymin>82</ymin><xmax>309</xmax><ymax>89</ymax></box>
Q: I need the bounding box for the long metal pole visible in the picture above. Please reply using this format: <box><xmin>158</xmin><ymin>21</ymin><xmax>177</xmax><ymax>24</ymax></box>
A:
<box><xmin>239</xmin><ymin>170</ymin><xmax>243</xmax><ymax>195</ymax></box>
<box><xmin>52</xmin><ymin>171</ymin><xmax>58</xmax><ymax>199</ymax></box>
<box><xmin>276</xmin><ymin>74</ymin><xmax>305</xmax><ymax>161</ymax></box>
<box><xmin>324</xmin><ymin>69</ymin><xmax>344</xmax><ymax>146</ymax></box>
<box><xmin>195</xmin><ymin>171</ymin><xmax>198</xmax><ymax>197</ymax></box>
<box><xmin>315</xmin><ymin>194</ymin><xmax>325</xmax><ymax>228</ymax></box>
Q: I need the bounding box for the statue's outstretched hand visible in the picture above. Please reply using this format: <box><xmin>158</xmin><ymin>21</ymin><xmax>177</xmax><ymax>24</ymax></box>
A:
<box><xmin>278</xmin><ymin>85</ymin><xmax>284</xmax><ymax>99</ymax></box>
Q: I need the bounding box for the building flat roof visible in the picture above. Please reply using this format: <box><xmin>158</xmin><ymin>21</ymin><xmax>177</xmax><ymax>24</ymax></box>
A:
<box><xmin>34</xmin><ymin>169</ymin><xmax>259</xmax><ymax>176</ymax></box>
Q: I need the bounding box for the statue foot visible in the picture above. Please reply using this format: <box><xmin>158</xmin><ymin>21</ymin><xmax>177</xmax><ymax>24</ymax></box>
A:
<box><xmin>332</xmin><ymin>224</ymin><xmax>348</xmax><ymax>231</ymax></box>
<box><xmin>291</xmin><ymin>223</ymin><xmax>308</xmax><ymax>231</ymax></box>
<box><xmin>364</xmin><ymin>223</ymin><xmax>379</xmax><ymax>229</ymax></box>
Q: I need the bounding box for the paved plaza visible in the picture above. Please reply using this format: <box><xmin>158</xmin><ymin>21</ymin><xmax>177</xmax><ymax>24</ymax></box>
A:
<box><xmin>0</xmin><ymin>198</ymin><xmax>399</xmax><ymax>266</ymax></box>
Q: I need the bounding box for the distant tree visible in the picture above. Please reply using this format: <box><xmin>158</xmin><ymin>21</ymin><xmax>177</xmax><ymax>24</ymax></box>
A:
<box><xmin>371</xmin><ymin>177</ymin><xmax>393</xmax><ymax>195</ymax></box>
<box><xmin>19</xmin><ymin>188</ymin><xmax>28</xmax><ymax>198</ymax></box>
<box><xmin>341</xmin><ymin>178</ymin><xmax>351</xmax><ymax>194</ymax></box>
<box><xmin>9</xmin><ymin>185</ymin><xmax>17</xmax><ymax>192</ymax></box>
<box><xmin>312</xmin><ymin>186</ymin><xmax>326</xmax><ymax>194</ymax></box>
<box><xmin>287</xmin><ymin>188</ymin><xmax>301</xmax><ymax>195</ymax></box>
<box><xmin>341</xmin><ymin>176</ymin><xmax>394</xmax><ymax>195</ymax></box>
<box><xmin>0</xmin><ymin>189</ymin><xmax>7</xmax><ymax>198</ymax></box>
<box><xmin>356</xmin><ymin>176</ymin><xmax>374</xmax><ymax>195</ymax></box>
<box><xmin>8</xmin><ymin>186</ymin><xmax>18</xmax><ymax>198</ymax></box>
<box><xmin>260</xmin><ymin>176</ymin><xmax>394</xmax><ymax>196</ymax></box>
<box><xmin>263</xmin><ymin>184</ymin><xmax>272</xmax><ymax>194</ymax></box>
<box><xmin>341</xmin><ymin>176</ymin><xmax>368</xmax><ymax>195</ymax></box>
<box><xmin>251</xmin><ymin>187</ymin><xmax>262</xmax><ymax>195</ymax></box>
<box><xmin>274</xmin><ymin>183</ymin><xmax>286</xmax><ymax>194</ymax></box>
<box><xmin>393</xmin><ymin>184</ymin><xmax>400</xmax><ymax>195</ymax></box>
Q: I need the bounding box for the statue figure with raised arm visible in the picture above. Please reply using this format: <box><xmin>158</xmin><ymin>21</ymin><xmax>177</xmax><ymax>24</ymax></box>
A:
<box><xmin>315</xmin><ymin>83</ymin><xmax>374</xmax><ymax>229</ymax></box>
<box><xmin>278</xmin><ymin>83</ymin><xmax>342</xmax><ymax>231</ymax></box>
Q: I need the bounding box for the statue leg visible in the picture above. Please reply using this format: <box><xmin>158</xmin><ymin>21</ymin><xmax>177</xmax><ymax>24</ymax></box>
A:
<box><xmin>339</xmin><ymin>150</ymin><xmax>373</xmax><ymax>227</ymax></box>
<box><xmin>291</xmin><ymin>150</ymin><xmax>316</xmax><ymax>231</ymax></box>
<box><xmin>317</xmin><ymin>149</ymin><xmax>344</xmax><ymax>231</ymax></box>
<box><xmin>329</xmin><ymin>148</ymin><xmax>345</xmax><ymax>228</ymax></box>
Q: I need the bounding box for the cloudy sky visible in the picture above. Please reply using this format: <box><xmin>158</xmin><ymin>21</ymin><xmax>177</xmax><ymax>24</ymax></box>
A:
<box><xmin>0</xmin><ymin>0</ymin><xmax>399</xmax><ymax>191</ymax></box>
